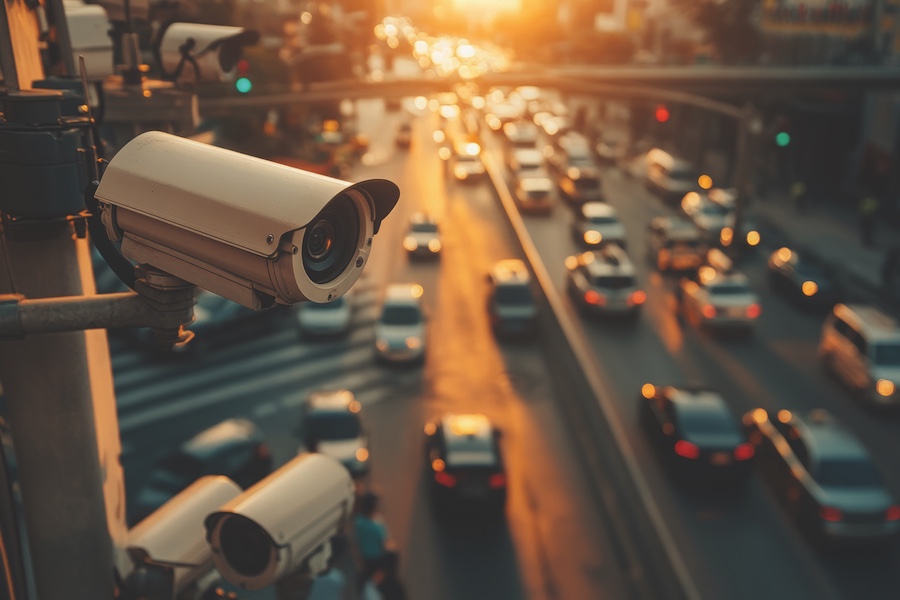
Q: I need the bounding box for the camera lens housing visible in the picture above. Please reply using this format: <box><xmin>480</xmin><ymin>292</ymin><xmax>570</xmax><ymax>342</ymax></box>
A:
<box><xmin>302</xmin><ymin>193</ymin><xmax>361</xmax><ymax>285</ymax></box>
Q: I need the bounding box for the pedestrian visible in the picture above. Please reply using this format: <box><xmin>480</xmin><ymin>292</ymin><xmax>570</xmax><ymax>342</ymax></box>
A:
<box><xmin>374</xmin><ymin>550</ymin><xmax>408</xmax><ymax>600</ymax></box>
<box><xmin>859</xmin><ymin>193</ymin><xmax>880</xmax><ymax>247</ymax></box>
<box><xmin>790</xmin><ymin>180</ymin><xmax>808</xmax><ymax>213</ymax></box>
<box><xmin>352</xmin><ymin>491</ymin><xmax>391</xmax><ymax>592</ymax></box>
<box><xmin>883</xmin><ymin>245</ymin><xmax>900</xmax><ymax>295</ymax></box>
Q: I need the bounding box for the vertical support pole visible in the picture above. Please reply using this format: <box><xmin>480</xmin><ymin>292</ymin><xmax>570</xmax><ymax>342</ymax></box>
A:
<box><xmin>0</xmin><ymin>221</ymin><xmax>117</xmax><ymax>600</ymax></box>
<box><xmin>731</xmin><ymin>103</ymin><xmax>758</xmax><ymax>256</ymax></box>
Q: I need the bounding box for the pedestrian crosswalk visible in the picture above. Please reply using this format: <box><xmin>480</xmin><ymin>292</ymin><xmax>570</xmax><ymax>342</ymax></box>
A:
<box><xmin>111</xmin><ymin>276</ymin><xmax>422</xmax><ymax>459</ymax></box>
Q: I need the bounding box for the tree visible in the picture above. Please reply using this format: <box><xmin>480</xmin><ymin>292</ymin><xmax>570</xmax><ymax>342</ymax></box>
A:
<box><xmin>671</xmin><ymin>0</ymin><xmax>761</xmax><ymax>64</ymax></box>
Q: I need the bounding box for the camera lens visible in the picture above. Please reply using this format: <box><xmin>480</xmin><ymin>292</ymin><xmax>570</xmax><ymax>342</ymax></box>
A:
<box><xmin>303</xmin><ymin>194</ymin><xmax>360</xmax><ymax>285</ymax></box>
<box><xmin>219</xmin><ymin>515</ymin><xmax>272</xmax><ymax>577</ymax></box>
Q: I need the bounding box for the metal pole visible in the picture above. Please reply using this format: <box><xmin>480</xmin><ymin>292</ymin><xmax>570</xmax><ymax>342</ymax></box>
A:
<box><xmin>0</xmin><ymin>220</ymin><xmax>117</xmax><ymax>600</ymax></box>
<box><xmin>731</xmin><ymin>104</ymin><xmax>757</xmax><ymax>256</ymax></box>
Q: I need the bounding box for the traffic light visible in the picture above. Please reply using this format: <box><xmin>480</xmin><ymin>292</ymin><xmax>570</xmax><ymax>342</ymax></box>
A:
<box><xmin>775</xmin><ymin>131</ymin><xmax>791</xmax><ymax>147</ymax></box>
<box><xmin>655</xmin><ymin>104</ymin><xmax>670</xmax><ymax>123</ymax></box>
<box><xmin>235</xmin><ymin>59</ymin><xmax>252</xmax><ymax>93</ymax></box>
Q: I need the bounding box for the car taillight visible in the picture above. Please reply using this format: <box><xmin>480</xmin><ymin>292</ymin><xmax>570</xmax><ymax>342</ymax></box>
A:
<box><xmin>585</xmin><ymin>290</ymin><xmax>606</xmax><ymax>306</ymax></box>
<box><xmin>819</xmin><ymin>506</ymin><xmax>842</xmax><ymax>522</ymax></box>
<box><xmin>733</xmin><ymin>443</ymin><xmax>755</xmax><ymax>461</ymax></box>
<box><xmin>701</xmin><ymin>305</ymin><xmax>717</xmax><ymax>319</ymax></box>
<box><xmin>434</xmin><ymin>471</ymin><xmax>457</xmax><ymax>487</ymax></box>
<box><xmin>674</xmin><ymin>440</ymin><xmax>700</xmax><ymax>459</ymax></box>
<box><xmin>488</xmin><ymin>473</ymin><xmax>507</xmax><ymax>488</ymax></box>
<box><xmin>886</xmin><ymin>505</ymin><xmax>900</xmax><ymax>521</ymax></box>
<box><xmin>628</xmin><ymin>290</ymin><xmax>647</xmax><ymax>306</ymax></box>
<box><xmin>746</xmin><ymin>303</ymin><xmax>761</xmax><ymax>319</ymax></box>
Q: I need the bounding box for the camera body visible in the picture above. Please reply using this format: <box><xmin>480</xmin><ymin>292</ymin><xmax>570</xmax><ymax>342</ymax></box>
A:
<box><xmin>94</xmin><ymin>131</ymin><xmax>399</xmax><ymax>309</ymax></box>
<box><xmin>156</xmin><ymin>23</ymin><xmax>260</xmax><ymax>83</ymax></box>
<box><xmin>62</xmin><ymin>1</ymin><xmax>115</xmax><ymax>81</ymax></box>
<box><xmin>204</xmin><ymin>453</ymin><xmax>354</xmax><ymax>590</ymax></box>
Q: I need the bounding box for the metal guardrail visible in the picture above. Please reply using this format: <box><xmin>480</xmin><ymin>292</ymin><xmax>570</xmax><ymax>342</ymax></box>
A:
<box><xmin>469</xmin><ymin>109</ymin><xmax>701</xmax><ymax>600</ymax></box>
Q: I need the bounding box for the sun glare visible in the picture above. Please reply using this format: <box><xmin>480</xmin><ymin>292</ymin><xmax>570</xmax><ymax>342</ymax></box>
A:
<box><xmin>453</xmin><ymin>0</ymin><xmax>521</xmax><ymax>13</ymax></box>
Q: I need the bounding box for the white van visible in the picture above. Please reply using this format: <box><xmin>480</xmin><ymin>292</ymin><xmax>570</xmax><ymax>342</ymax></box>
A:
<box><xmin>819</xmin><ymin>304</ymin><xmax>900</xmax><ymax>406</ymax></box>
<box><xmin>644</xmin><ymin>148</ymin><xmax>697</xmax><ymax>201</ymax></box>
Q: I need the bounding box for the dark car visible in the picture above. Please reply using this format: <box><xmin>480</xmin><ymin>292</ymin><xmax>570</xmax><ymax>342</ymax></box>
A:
<box><xmin>424</xmin><ymin>414</ymin><xmax>507</xmax><ymax>514</ymax></box>
<box><xmin>639</xmin><ymin>384</ymin><xmax>755</xmax><ymax>486</ymax></box>
<box><xmin>767</xmin><ymin>246</ymin><xmax>840</xmax><ymax>309</ymax></box>
<box><xmin>558</xmin><ymin>165</ymin><xmax>604</xmax><ymax>205</ymax></box>
<box><xmin>487</xmin><ymin>259</ymin><xmax>538</xmax><ymax>338</ymax></box>
<box><xmin>646</xmin><ymin>216</ymin><xmax>708</xmax><ymax>272</ymax></box>
<box><xmin>128</xmin><ymin>418</ymin><xmax>272</xmax><ymax>526</ymax></box>
<box><xmin>743</xmin><ymin>408</ymin><xmax>900</xmax><ymax>546</ymax></box>
<box><xmin>564</xmin><ymin>246</ymin><xmax>646</xmax><ymax>319</ymax></box>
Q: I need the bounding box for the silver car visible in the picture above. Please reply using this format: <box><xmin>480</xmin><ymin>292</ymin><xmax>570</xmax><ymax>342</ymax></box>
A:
<box><xmin>679</xmin><ymin>267</ymin><xmax>761</xmax><ymax>331</ymax></box>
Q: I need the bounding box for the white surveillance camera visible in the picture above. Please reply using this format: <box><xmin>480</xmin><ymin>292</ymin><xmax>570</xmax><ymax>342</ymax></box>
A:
<box><xmin>94</xmin><ymin>131</ymin><xmax>399</xmax><ymax>309</ymax></box>
<box><xmin>126</xmin><ymin>476</ymin><xmax>242</xmax><ymax>594</ymax></box>
<box><xmin>204</xmin><ymin>453</ymin><xmax>354</xmax><ymax>591</ymax></box>
<box><xmin>63</xmin><ymin>1</ymin><xmax>115</xmax><ymax>81</ymax></box>
<box><xmin>157</xmin><ymin>22</ymin><xmax>260</xmax><ymax>83</ymax></box>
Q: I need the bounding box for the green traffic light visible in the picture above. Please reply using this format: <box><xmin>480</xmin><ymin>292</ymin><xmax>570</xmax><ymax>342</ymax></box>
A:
<box><xmin>236</xmin><ymin>77</ymin><xmax>253</xmax><ymax>94</ymax></box>
<box><xmin>775</xmin><ymin>131</ymin><xmax>791</xmax><ymax>147</ymax></box>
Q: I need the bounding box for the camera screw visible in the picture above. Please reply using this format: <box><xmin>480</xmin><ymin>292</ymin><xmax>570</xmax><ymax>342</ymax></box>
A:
<box><xmin>266</xmin><ymin>234</ymin><xmax>275</xmax><ymax>244</ymax></box>
<box><xmin>356</xmin><ymin>257</ymin><xmax>364</xmax><ymax>267</ymax></box>
<box><xmin>292</xmin><ymin>245</ymin><xmax>299</xmax><ymax>255</ymax></box>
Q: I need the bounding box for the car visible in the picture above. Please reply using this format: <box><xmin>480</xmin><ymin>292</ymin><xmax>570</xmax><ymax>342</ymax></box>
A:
<box><xmin>639</xmin><ymin>384</ymin><xmax>755</xmax><ymax>485</ymax></box>
<box><xmin>449</xmin><ymin>141</ymin><xmax>486</xmax><ymax>182</ymax></box>
<box><xmin>502</xmin><ymin>120</ymin><xmax>539</xmax><ymax>148</ymax></box>
<box><xmin>513</xmin><ymin>172</ymin><xmax>554</xmax><ymax>215</ymax></box>
<box><xmin>646</xmin><ymin>216</ymin><xmax>708</xmax><ymax>272</ymax></box>
<box><xmin>128</xmin><ymin>418</ymin><xmax>272</xmax><ymax>526</ymax></box>
<box><xmin>402</xmin><ymin>213</ymin><xmax>442</xmax><ymax>259</ymax></box>
<box><xmin>767</xmin><ymin>246</ymin><xmax>840</xmax><ymax>309</ymax></box>
<box><xmin>424</xmin><ymin>413</ymin><xmax>507</xmax><ymax>514</ymax></box>
<box><xmin>744</xmin><ymin>408</ymin><xmax>900</xmax><ymax>545</ymax></box>
<box><xmin>486</xmin><ymin>259</ymin><xmax>538</xmax><ymax>338</ymax></box>
<box><xmin>564</xmin><ymin>246</ymin><xmax>646</xmax><ymax>318</ymax></box>
<box><xmin>818</xmin><ymin>303</ymin><xmax>900</xmax><ymax>407</ymax></box>
<box><xmin>299</xmin><ymin>389</ymin><xmax>369</xmax><ymax>477</ymax></box>
<box><xmin>645</xmin><ymin>148</ymin><xmax>697</xmax><ymax>201</ymax></box>
<box><xmin>678</xmin><ymin>264</ymin><xmax>761</xmax><ymax>331</ymax></box>
<box><xmin>571</xmin><ymin>202</ymin><xmax>626</xmax><ymax>248</ymax></box>
<box><xmin>558</xmin><ymin>165</ymin><xmax>604</xmax><ymax>204</ymax></box>
<box><xmin>593</xmin><ymin>130</ymin><xmax>629</xmax><ymax>165</ymax></box>
<box><xmin>681</xmin><ymin>191</ymin><xmax>732</xmax><ymax>242</ymax></box>
<box><xmin>507</xmin><ymin>147</ymin><xmax>544</xmax><ymax>173</ymax></box>
<box><xmin>294</xmin><ymin>288</ymin><xmax>354</xmax><ymax>338</ymax></box>
<box><xmin>395</xmin><ymin>122</ymin><xmax>412</xmax><ymax>148</ymax></box>
<box><xmin>546</xmin><ymin>131</ymin><xmax>595</xmax><ymax>176</ymax></box>
<box><xmin>374</xmin><ymin>284</ymin><xmax>426</xmax><ymax>364</ymax></box>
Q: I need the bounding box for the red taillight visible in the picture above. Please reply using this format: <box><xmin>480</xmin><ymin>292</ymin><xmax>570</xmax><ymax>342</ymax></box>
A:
<box><xmin>488</xmin><ymin>473</ymin><xmax>507</xmax><ymax>488</ymax></box>
<box><xmin>886</xmin><ymin>505</ymin><xmax>900</xmax><ymax>521</ymax></box>
<box><xmin>585</xmin><ymin>290</ymin><xmax>606</xmax><ymax>306</ymax></box>
<box><xmin>629</xmin><ymin>290</ymin><xmax>647</xmax><ymax>306</ymax></box>
<box><xmin>733</xmin><ymin>443</ymin><xmax>755</xmax><ymax>461</ymax></box>
<box><xmin>746</xmin><ymin>303</ymin><xmax>761</xmax><ymax>319</ymax></box>
<box><xmin>701</xmin><ymin>305</ymin><xmax>717</xmax><ymax>319</ymax></box>
<box><xmin>674</xmin><ymin>440</ymin><xmax>700</xmax><ymax>460</ymax></box>
<box><xmin>819</xmin><ymin>506</ymin><xmax>842</xmax><ymax>522</ymax></box>
<box><xmin>434</xmin><ymin>471</ymin><xmax>457</xmax><ymax>487</ymax></box>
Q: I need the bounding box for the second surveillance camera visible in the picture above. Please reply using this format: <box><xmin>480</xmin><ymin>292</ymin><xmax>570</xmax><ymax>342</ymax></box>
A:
<box><xmin>156</xmin><ymin>22</ymin><xmax>260</xmax><ymax>83</ymax></box>
<box><xmin>94</xmin><ymin>131</ymin><xmax>399</xmax><ymax>309</ymax></box>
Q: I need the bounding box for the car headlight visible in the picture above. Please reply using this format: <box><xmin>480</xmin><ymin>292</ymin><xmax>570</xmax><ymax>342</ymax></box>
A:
<box><xmin>801</xmin><ymin>281</ymin><xmax>818</xmax><ymax>296</ymax></box>
<box><xmin>583</xmin><ymin>230</ymin><xmax>602</xmax><ymax>245</ymax></box>
<box><xmin>375</xmin><ymin>339</ymin><xmax>389</xmax><ymax>352</ymax></box>
<box><xmin>403</xmin><ymin>236</ymin><xmax>418</xmax><ymax>251</ymax></box>
<box><xmin>428</xmin><ymin>239</ymin><xmax>442</xmax><ymax>253</ymax></box>
<box><xmin>720</xmin><ymin>227</ymin><xmax>734</xmax><ymax>246</ymax></box>
<box><xmin>746</xmin><ymin>230</ymin><xmax>761</xmax><ymax>246</ymax></box>
<box><xmin>405</xmin><ymin>336</ymin><xmax>422</xmax><ymax>349</ymax></box>
<box><xmin>876</xmin><ymin>379</ymin><xmax>895</xmax><ymax>397</ymax></box>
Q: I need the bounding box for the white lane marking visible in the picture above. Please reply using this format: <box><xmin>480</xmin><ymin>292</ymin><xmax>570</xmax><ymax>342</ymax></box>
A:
<box><xmin>281</xmin><ymin>370</ymin><xmax>389</xmax><ymax>408</ymax></box>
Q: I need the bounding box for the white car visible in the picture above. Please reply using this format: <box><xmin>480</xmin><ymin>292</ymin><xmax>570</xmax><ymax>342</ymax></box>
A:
<box><xmin>403</xmin><ymin>213</ymin><xmax>442</xmax><ymax>259</ymax></box>
<box><xmin>299</xmin><ymin>389</ymin><xmax>369</xmax><ymax>476</ymax></box>
<box><xmin>294</xmin><ymin>289</ymin><xmax>353</xmax><ymax>337</ymax></box>
<box><xmin>503</xmin><ymin>120</ymin><xmax>539</xmax><ymax>147</ymax></box>
<box><xmin>375</xmin><ymin>284</ymin><xmax>426</xmax><ymax>364</ymax></box>
<box><xmin>450</xmin><ymin>141</ymin><xmax>486</xmax><ymax>182</ymax></box>
<box><xmin>514</xmin><ymin>171</ymin><xmax>554</xmax><ymax>215</ymax></box>
<box><xmin>681</xmin><ymin>191</ymin><xmax>732</xmax><ymax>239</ymax></box>
<box><xmin>571</xmin><ymin>202</ymin><xmax>627</xmax><ymax>248</ymax></box>
<box><xmin>508</xmin><ymin>147</ymin><xmax>544</xmax><ymax>173</ymax></box>
<box><xmin>679</xmin><ymin>266</ymin><xmax>761</xmax><ymax>331</ymax></box>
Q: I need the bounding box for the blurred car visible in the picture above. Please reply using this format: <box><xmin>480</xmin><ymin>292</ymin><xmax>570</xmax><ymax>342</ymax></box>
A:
<box><xmin>395</xmin><ymin>121</ymin><xmax>412</xmax><ymax>148</ymax></box>
<box><xmin>402</xmin><ymin>213</ymin><xmax>442</xmax><ymax>259</ymax></box>
<box><xmin>564</xmin><ymin>246</ymin><xmax>645</xmax><ymax>319</ymax></box>
<box><xmin>678</xmin><ymin>265</ymin><xmax>761</xmax><ymax>331</ymax></box>
<box><xmin>507</xmin><ymin>147</ymin><xmax>544</xmax><ymax>173</ymax></box>
<box><xmin>646</xmin><ymin>216</ymin><xmax>708</xmax><ymax>272</ymax></box>
<box><xmin>645</xmin><ymin>148</ymin><xmax>697</xmax><ymax>201</ymax></box>
<box><xmin>640</xmin><ymin>384</ymin><xmax>755</xmax><ymax>485</ymax></box>
<box><xmin>546</xmin><ymin>132</ymin><xmax>595</xmax><ymax>176</ymax></box>
<box><xmin>502</xmin><ymin>120</ymin><xmax>539</xmax><ymax>148</ymax></box>
<box><xmin>128</xmin><ymin>418</ymin><xmax>272</xmax><ymax>526</ymax></box>
<box><xmin>593</xmin><ymin>130</ymin><xmax>629</xmax><ymax>165</ymax></box>
<box><xmin>375</xmin><ymin>284</ymin><xmax>426</xmax><ymax>364</ymax></box>
<box><xmin>449</xmin><ymin>141</ymin><xmax>486</xmax><ymax>182</ymax></box>
<box><xmin>767</xmin><ymin>246</ymin><xmax>840</xmax><ymax>309</ymax></box>
<box><xmin>294</xmin><ymin>289</ymin><xmax>354</xmax><ymax>338</ymax></box>
<box><xmin>571</xmin><ymin>202</ymin><xmax>626</xmax><ymax>249</ymax></box>
<box><xmin>706</xmin><ymin>187</ymin><xmax>737</xmax><ymax>211</ymax></box>
<box><xmin>424</xmin><ymin>413</ymin><xmax>507</xmax><ymax>514</ymax></box>
<box><xmin>681</xmin><ymin>191</ymin><xmax>732</xmax><ymax>241</ymax></box>
<box><xmin>487</xmin><ymin>259</ymin><xmax>538</xmax><ymax>338</ymax></box>
<box><xmin>818</xmin><ymin>303</ymin><xmax>900</xmax><ymax>407</ymax></box>
<box><xmin>744</xmin><ymin>408</ymin><xmax>900</xmax><ymax>545</ymax></box>
<box><xmin>513</xmin><ymin>171</ymin><xmax>554</xmax><ymax>215</ymax></box>
<box><xmin>558</xmin><ymin>165</ymin><xmax>604</xmax><ymax>204</ymax></box>
<box><xmin>299</xmin><ymin>389</ymin><xmax>369</xmax><ymax>477</ymax></box>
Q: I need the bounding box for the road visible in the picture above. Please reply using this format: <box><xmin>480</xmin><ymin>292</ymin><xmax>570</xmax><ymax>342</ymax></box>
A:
<box><xmin>113</xmin><ymin>99</ymin><xmax>628</xmax><ymax>600</ymax></box>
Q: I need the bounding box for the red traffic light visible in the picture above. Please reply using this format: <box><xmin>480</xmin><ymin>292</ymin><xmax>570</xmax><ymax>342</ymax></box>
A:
<box><xmin>236</xmin><ymin>59</ymin><xmax>250</xmax><ymax>74</ymax></box>
<box><xmin>655</xmin><ymin>104</ymin><xmax>670</xmax><ymax>123</ymax></box>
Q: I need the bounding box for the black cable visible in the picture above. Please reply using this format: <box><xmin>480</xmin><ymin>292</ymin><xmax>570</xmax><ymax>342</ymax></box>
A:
<box><xmin>82</xmin><ymin>181</ymin><xmax>137</xmax><ymax>290</ymax></box>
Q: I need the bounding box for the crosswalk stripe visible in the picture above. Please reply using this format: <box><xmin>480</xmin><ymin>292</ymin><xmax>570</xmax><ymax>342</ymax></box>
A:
<box><xmin>280</xmin><ymin>369</ymin><xmax>390</xmax><ymax>408</ymax></box>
